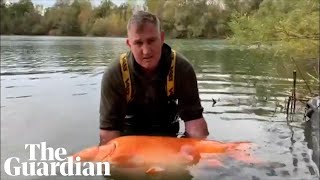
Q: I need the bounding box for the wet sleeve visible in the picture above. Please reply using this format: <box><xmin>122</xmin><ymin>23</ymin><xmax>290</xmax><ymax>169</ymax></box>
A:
<box><xmin>176</xmin><ymin>57</ymin><xmax>204</xmax><ymax>122</ymax></box>
<box><xmin>99</xmin><ymin>62</ymin><xmax>127</xmax><ymax>131</ymax></box>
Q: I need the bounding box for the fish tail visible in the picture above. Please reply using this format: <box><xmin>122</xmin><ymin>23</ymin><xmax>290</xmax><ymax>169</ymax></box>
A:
<box><xmin>228</xmin><ymin>142</ymin><xmax>261</xmax><ymax>164</ymax></box>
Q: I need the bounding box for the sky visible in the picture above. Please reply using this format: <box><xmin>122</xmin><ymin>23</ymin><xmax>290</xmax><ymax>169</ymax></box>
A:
<box><xmin>8</xmin><ymin>0</ymin><xmax>129</xmax><ymax>7</ymax></box>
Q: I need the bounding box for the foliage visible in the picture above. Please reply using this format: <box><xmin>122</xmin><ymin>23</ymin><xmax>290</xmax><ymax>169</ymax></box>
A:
<box><xmin>0</xmin><ymin>0</ymin><xmax>318</xmax><ymax>58</ymax></box>
<box><xmin>228</xmin><ymin>0</ymin><xmax>319</xmax><ymax>59</ymax></box>
<box><xmin>1</xmin><ymin>0</ymin><xmax>44</xmax><ymax>35</ymax></box>
<box><xmin>1</xmin><ymin>0</ymin><xmax>263</xmax><ymax>38</ymax></box>
<box><xmin>0</xmin><ymin>0</ymin><xmax>130</xmax><ymax>36</ymax></box>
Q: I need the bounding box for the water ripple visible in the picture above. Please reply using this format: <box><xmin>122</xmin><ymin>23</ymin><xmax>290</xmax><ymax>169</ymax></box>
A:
<box><xmin>1</xmin><ymin>36</ymin><xmax>318</xmax><ymax>179</ymax></box>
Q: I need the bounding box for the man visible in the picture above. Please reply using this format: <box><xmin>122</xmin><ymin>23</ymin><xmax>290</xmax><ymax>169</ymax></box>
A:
<box><xmin>99</xmin><ymin>11</ymin><xmax>209</xmax><ymax>145</ymax></box>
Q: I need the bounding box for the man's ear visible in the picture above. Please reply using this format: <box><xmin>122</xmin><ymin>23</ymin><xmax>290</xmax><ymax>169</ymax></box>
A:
<box><xmin>126</xmin><ymin>39</ymin><xmax>131</xmax><ymax>48</ymax></box>
<box><xmin>160</xmin><ymin>31</ymin><xmax>165</xmax><ymax>44</ymax></box>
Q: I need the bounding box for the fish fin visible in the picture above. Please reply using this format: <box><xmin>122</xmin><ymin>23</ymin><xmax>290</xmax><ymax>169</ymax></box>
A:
<box><xmin>110</xmin><ymin>155</ymin><xmax>144</xmax><ymax>168</ymax></box>
<box><xmin>175</xmin><ymin>154</ymin><xmax>194</xmax><ymax>165</ymax></box>
<box><xmin>229</xmin><ymin>143</ymin><xmax>262</xmax><ymax>164</ymax></box>
<box><xmin>178</xmin><ymin>145</ymin><xmax>201</xmax><ymax>165</ymax></box>
<box><xmin>204</xmin><ymin>159</ymin><xmax>224</xmax><ymax>168</ymax></box>
<box><xmin>145</xmin><ymin>166</ymin><xmax>165</xmax><ymax>175</ymax></box>
<box><xmin>200</xmin><ymin>153</ymin><xmax>223</xmax><ymax>160</ymax></box>
<box><xmin>198</xmin><ymin>155</ymin><xmax>225</xmax><ymax>169</ymax></box>
<box><xmin>229</xmin><ymin>152</ymin><xmax>261</xmax><ymax>164</ymax></box>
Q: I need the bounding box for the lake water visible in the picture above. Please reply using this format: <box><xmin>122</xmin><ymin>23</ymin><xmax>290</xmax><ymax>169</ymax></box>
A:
<box><xmin>1</xmin><ymin>36</ymin><xmax>319</xmax><ymax>180</ymax></box>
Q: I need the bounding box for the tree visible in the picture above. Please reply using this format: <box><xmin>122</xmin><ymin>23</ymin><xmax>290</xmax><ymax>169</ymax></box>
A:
<box><xmin>229</xmin><ymin>0</ymin><xmax>319</xmax><ymax>59</ymax></box>
<box><xmin>94</xmin><ymin>0</ymin><xmax>115</xmax><ymax>18</ymax></box>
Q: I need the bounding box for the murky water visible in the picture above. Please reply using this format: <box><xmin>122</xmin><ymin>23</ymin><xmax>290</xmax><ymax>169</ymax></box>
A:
<box><xmin>1</xmin><ymin>36</ymin><xmax>319</xmax><ymax>180</ymax></box>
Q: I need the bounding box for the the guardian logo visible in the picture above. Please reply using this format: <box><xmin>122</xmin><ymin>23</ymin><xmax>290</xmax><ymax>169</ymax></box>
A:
<box><xmin>3</xmin><ymin>142</ymin><xmax>110</xmax><ymax>176</ymax></box>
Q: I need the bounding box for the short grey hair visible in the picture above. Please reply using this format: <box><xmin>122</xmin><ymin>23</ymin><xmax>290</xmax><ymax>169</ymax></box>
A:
<box><xmin>127</xmin><ymin>11</ymin><xmax>161</xmax><ymax>33</ymax></box>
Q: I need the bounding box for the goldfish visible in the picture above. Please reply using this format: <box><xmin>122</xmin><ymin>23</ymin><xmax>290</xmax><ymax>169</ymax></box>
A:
<box><xmin>72</xmin><ymin>135</ymin><xmax>259</xmax><ymax>175</ymax></box>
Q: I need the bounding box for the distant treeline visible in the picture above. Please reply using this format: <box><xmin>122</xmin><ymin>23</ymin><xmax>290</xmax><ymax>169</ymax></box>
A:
<box><xmin>1</xmin><ymin>0</ymin><xmax>318</xmax><ymax>58</ymax></box>
<box><xmin>0</xmin><ymin>0</ymin><xmax>264</xmax><ymax>38</ymax></box>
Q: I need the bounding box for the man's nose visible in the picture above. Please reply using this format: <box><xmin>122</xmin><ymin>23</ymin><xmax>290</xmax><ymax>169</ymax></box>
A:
<box><xmin>142</xmin><ymin>44</ymin><xmax>151</xmax><ymax>56</ymax></box>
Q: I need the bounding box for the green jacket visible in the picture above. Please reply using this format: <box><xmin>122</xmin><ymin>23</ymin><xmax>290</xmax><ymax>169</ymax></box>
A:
<box><xmin>99</xmin><ymin>43</ymin><xmax>203</xmax><ymax>136</ymax></box>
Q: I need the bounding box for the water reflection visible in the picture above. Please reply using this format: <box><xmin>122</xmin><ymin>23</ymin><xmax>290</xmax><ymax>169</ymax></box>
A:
<box><xmin>1</xmin><ymin>36</ymin><xmax>319</xmax><ymax>179</ymax></box>
<box><xmin>105</xmin><ymin>166</ymin><xmax>193</xmax><ymax>180</ymax></box>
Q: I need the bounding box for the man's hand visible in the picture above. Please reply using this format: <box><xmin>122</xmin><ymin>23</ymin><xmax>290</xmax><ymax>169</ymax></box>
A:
<box><xmin>99</xmin><ymin>130</ymin><xmax>120</xmax><ymax>145</ymax></box>
<box><xmin>184</xmin><ymin>118</ymin><xmax>209</xmax><ymax>139</ymax></box>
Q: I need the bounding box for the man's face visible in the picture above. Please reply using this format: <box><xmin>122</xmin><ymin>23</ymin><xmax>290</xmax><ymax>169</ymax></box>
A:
<box><xmin>126</xmin><ymin>22</ymin><xmax>165</xmax><ymax>72</ymax></box>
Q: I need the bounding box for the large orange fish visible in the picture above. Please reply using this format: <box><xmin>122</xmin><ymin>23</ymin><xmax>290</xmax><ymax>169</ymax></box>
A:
<box><xmin>72</xmin><ymin>135</ymin><xmax>259</xmax><ymax>174</ymax></box>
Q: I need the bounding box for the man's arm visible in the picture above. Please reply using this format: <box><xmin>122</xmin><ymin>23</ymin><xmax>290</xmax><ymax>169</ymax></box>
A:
<box><xmin>99</xmin><ymin>62</ymin><xmax>127</xmax><ymax>145</ymax></box>
<box><xmin>175</xmin><ymin>53</ymin><xmax>209</xmax><ymax>139</ymax></box>
<box><xmin>99</xmin><ymin>130</ymin><xmax>120</xmax><ymax>145</ymax></box>
<box><xmin>184</xmin><ymin>118</ymin><xmax>209</xmax><ymax>139</ymax></box>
